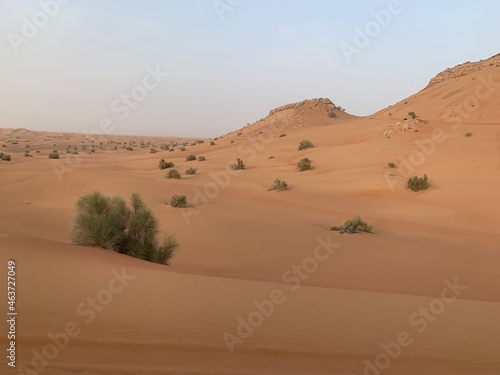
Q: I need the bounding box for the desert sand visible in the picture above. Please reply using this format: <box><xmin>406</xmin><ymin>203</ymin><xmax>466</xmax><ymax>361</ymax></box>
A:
<box><xmin>1</xmin><ymin>55</ymin><xmax>500</xmax><ymax>375</ymax></box>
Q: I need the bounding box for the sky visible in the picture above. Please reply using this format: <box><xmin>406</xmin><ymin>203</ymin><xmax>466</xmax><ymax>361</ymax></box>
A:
<box><xmin>1</xmin><ymin>0</ymin><xmax>499</xmax><ymax>137</ymax></box>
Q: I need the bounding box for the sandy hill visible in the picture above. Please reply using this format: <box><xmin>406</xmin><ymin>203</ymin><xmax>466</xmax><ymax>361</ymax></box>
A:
<box><xmin>224</xmin><ymin>97</ymin><xmax>356</xmax><ymax>138</ymax></box>
<box><xmin>1</xmin><ymin>55</ymin><xmax>500</xmax><ymax>375</ymax></box>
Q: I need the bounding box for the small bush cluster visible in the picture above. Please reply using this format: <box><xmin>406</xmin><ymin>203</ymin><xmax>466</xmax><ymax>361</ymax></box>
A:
<box><xmin>185</xmin><ymin>154</ymin><xmax>196</xmax><ymax>161</ymax></box>
<box><xmin>210</xmin><ymin>141</ymin><xmax>216</xmax><ymax>146</ymax></box>
<box><xmin>408</xmin><ymin>111</ymin><xmax>416</xmax><ymax>119</ymax></box>
<box><xmin>150</xmin><ymin>148</ymin><xmax>158</xmax><ymax>153</ymax></box>
<box><xmin>388</xmin><ymin>162</ymin><xmax>397</xmax><ymax>168</ymax></box>
<box><xmin>170</xmin><ymin>195</ymin><xmax>187</xmax><ymax>208</ymax></box>
<box><xmin>407</xmin><ymin>174</ymin><xmax>429</xmax><ymax>192</ymax></box>
<box><xmin>198</xmin><ymin>156</ymin><xmax>206</xmax><ymax>161</ymax></box>
<box><xmin>279</xmin><ymin>133</ymin><xmax>287</xmax><ymax>138</ymax></box>
<box><xmin>48</xmin><ymin>150</ymin><xmax>59</xmax><ymax>159</ymax></box>
<box><xmin>268</xmin><ymin>179</ymin><xmax>288</xmax><ymax>192</ymax></box>
<box><xmin>230</xmin><ymin>158</ymin><xmax>245</xmax><ymax>170</ymax></box>
<box><xmin>0</xmin><ymin>152</ymin><xmax>11</xmax><ymax>161</ymax></box>
<box><xmin>158</xmin><ymin>159</ymin><xmax>175</xmax><ymax>170</ymax></box>
<box><xmin>330</xmin><ymin>216</ymin><xmax>373</xmax><ymax>234</ymax></box>
<box><xmin>72</xmin><ymin>191</ymin><xmax>178</xmax><ymax>265</ymax></box>
<box><xmin>297</xmin><ymin>157</ymin><xmax>312</xmax><ymax>171</ymax></box>
<box><xmin>186</xmin><ymin>167</ymin><xmax>197</xmax><ymax>175</ymax></box>
<box><xmin>165</xmin><ymin>169</ymin><xmax>181</xmax><ymax>179</ymax></box>
<box><xmin>465</xmin><ymin>132</ymin><xmax>473</xmax><ymax>137</ymax></box>
<box><xmin>298</xmin><ymin>139</ymin><xmax>314</xmax><ymax>150</ymax></box>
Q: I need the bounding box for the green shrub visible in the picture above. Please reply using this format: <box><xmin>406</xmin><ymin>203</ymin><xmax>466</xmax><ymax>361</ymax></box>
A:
<box><xmin>408</xmin><ymin>111</ymin><xmax>416</xmax><ymax>119</ymax></box>
<box><xmin>185</xmin><ymin>167</ymin><xmax>197</xmax><ymax>175</ymax></box>
<box><xmin>158</xmin><ymin>159</ymin><xmax>175</xmax><ymax>170</ymax></box>
<box><xmin>210</xmin><ymin>141</ymin><xmax>216</xmax><ymax>146</ymax></box>
<box><xmin>179</xmin><ymin>147</ymin><xmax>186</xmax><ymax>152</ymax></box>
<box><xmin>388</xmin><ymin>162</ymin><xmax>397</xmax><ymax>168</ymax></box>
<box><xmin>230</xmin><ymin>158</ymin><xmax>245</xmax><ymax>170</ymax></box>
<box><xmin>160</xmin><ymin>143</ymin><xmax>169</xmax><ymax>150</ymax></box>
<box><xmin>465</xmin><ymin>132</ymin><xmax>473</xmax><ymax>137</ymax></box>
<box><xmin>279</xmin><ymin>133</ymin><xmax>287</xmax><ymax>138</ymax></box>
<box><xmin>330</xmin><ymin>216</ymin><xmax>373</xmax><ymax>234</ymax></box>
<box><xmin>72</xmin><ymin>191</ymin><xmax>178</xmax><ymax>265</ymax></box>
<box><xmin>170</xmin><ymin>194</ymin><xmax>187</xmax><ymax>208</ymax></box>
<box><xmin>198</xmin><ymin>156</ymin><xmax>206</xmax><ymax>161</ymax></box>
<box><xmin>150</xmin><ymin>148</ymin><xmax>158</xmax><ymax>153</ymax></box>
<box><xmin>165</xmin><ymin>169</ymin><xmax>181</xmax><ymax>179</ymax></box>
<box><xmin>297</xmin><ymin>157</ymin><xmax>312</xmax><ymax>171</ymax></box>
<box><xmin>48</xmin><ymin>150</ymin><xmax>59</xmax><ymax>159</ymax></box>
<box><xmin>407</xmin><ymin>174</ymin><xmax>429</xmax><ymax>192</ymax></box>
<box><xmin>268</xmin><ymin>179</ymin><xmax>288</xmax><ymax>191</ymax></box>
<box><xmin>298</xmin><ymin>139</ymin><xmax>314</xmax><ymax>150</ymax></box>
<box><xmin>1</xmin><ymin>153</ymin><xmax>11</xmax><ymax>161</ymax></box>
<box><xmin>185</xmin><ymin>154</ymin><xmax>196</xmax><ymax>161</ymax></box>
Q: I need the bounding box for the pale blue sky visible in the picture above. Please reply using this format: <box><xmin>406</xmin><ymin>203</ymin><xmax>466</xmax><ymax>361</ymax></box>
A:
<box><xmin>1</xmin><ymin>0</ymin><xmax>499</xmax><ymax>137</ymax></box>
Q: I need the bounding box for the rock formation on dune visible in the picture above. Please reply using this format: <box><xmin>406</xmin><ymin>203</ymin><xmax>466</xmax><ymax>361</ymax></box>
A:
<box><xmin>426</xmin><ymin>53</ymin><xmax>500</xmax><ymax>88</ymax></box>
<box><xmin>242</xmin><ymin>98</ymin><xmax>356</xmax><ymax>134</ymax></box>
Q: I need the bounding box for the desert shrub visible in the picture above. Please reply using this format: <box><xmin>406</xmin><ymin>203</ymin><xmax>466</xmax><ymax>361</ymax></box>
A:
<box><xmin>1</xmin><ymin>153</ymin><xmax>11</xmax><ymax>161</ymax></box>
<box><xmin>269</xmin><ymin>179</ymin><xmax>288</xmax><ymax>191</ymax></box>
<box><xmin>179</xmin><ymin>147</ymin><xmax>186</xmax><ymax>151</ymax></box>
<box><xmin>185</xmin><ymin>154</ymin><xmax>196</xmax><ymax>161</ymax></box>
<box><xmin>170</xmin><ymin>194</ymin><xmax>187</xmax><ymax>208</ymax></box>
<box><xmin>465</xmin><ymin>132</ymin><xmax>473</xmax><ymax>137</ymax></box>
<box><xmin>165</xmin><ymin>169</ymin><xmax>181</xmax><ymax>179</ymax></box>
<box><xmin>1</xmin><ymin>145</ymin><xmax>5</xmax><ymax>147</ymax></box>
<box><xmin>160</xmin><ymin>143</ymin><xmax>169</xmax><ymax>150</ymax></box>
<box><xmin>230</xmin><ymin>158</ymin><xmax>245</xmax><ymax>170</ymax></box>
<box><xmin>195</xmin><ymin>140</ymin><xmax>205</xmax><ymax>144</ymax></box>
<box><xmin>407</xmin><ymin>174</ymin><xmax>429</xmax><ymax>192</ymax></box>
<box><xmin>125</xmin><ymin>146</ymin><xmax>133</xmax><ymax>151</ymax></box>
<box><xmin>330</xmin><ymin>216</ymin><xmax>373</xmax><ymax>234</ymax></box>
<box><xmin>297</xmin><ymin>157</ymin><xmax>312</xmax><ymax>171</ymax></box>
<box><xmin>298</xmin><ymin>139</ymin><xmax>314</xmax><ymax>150</ymax></box>
<box><xmin>48</xmin><ymin>150</ymin><xmax>59</xmax><ymax>159</ymax></box>
<box><xmin>24</xmin><ymin>151</ymin><xmax>32</xmax><ymax>158</ymax></box>
<box><xmin>237</xmin><ymin>132</ymin><xmax>242</xmax><ymax>136</ymax></box>
<box><xmin>328</xmin><ymin>111</ymin><xmax>337</xmax><ymax>118</ymax></box>
<box><xmin>182</xmin><ymin>142</ymin><xmax>188</xmax><ymax>147</ymax></box>
<box><xmin>198</xmin><ymin>156</ymin><xmax>206</xmax><ymax>161</ymax></box>
<box><xmin>72</xmin><ymin>191</ymin><xmax>178</xmax><ymax>265</ymax></box>
<box><xmin>150</xmin><ymin>148</ymin><xmax>158</xmax><ymax>153</ymax></box>
<box><xmin>408</xmin><ymin>111</ymin><xmax>416</xmax><ymax>119</ymax></box>
<box><xmin>158</xmin><ymin>159</ymin><xmax>175</xmax><ymax>170</ymax></box>
<box><xmin>185</xmin><ymin>167</ymin><xmax>197</xmax><ymax>175</ymax></box>
<box><xmin>279</xmin><ymin>133</ymin><xmax>287</xmax><ymax>138</ymax></box>
<box><xmin>230</xmin><ymin>140</ymin><xmax>234</xmax><ymax>143</ymax></box>
<box><xmin>388</xmin><ymin>162</ymin><xmax>397</xmax><ymax>168</ymax></box>
<box><xmin>210</xmin><ymin>141</ymin><xmax>216</xmax><ymax>146</ymax></box>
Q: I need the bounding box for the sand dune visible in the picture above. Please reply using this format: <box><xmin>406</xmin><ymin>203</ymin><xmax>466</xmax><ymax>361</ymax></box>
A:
<box><xmin>1</xmin><ymin>56</ymin><xmax>500</xmax><ymax>374</ymax></box>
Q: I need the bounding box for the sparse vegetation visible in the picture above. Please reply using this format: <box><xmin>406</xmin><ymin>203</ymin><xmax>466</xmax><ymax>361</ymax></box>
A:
<box><xmin>150</xmin><ymin>148</ymin><xmax>158</xmax><ymax>153</ymax></box>
<box><xmin>268</xmin><ymin>179</ymin><xmax>288</xmax><ymax>192</ymax></box>
<box><xmin>407</xmin><ymin>174</ymin><xmax>429</xmax><ymax>192</ymax></box>
<box><xmin>170</xmin><ymin>195</ymin><xmax>187</xmax><ymax>208</ymax></box>
<box><xmin>328</xmin><ymin>111</ymin><xmax>337</xmax><ymax>118</ymax></box>
<box><xmin>179</xmin><ymin>147</ymin><xmax>186</xmax><ymax>152</ymax></box>
<box><xmin>165</xmin><ymin>169</ymin><xmax>181</xmax><ymax>179</ymax></box>
<box><xmin>388</xmin><ymin>162</ymin><xmax>397</xmax><ymax>168</ymax></box>
<box><xmin>330</xmin><ymin>216</ymin><xmax>373</xmax><ymax>234</ymax></box>
<box><xmin>465</xmin><ymin>132</ymin><xmax>473</xmax><ymax>137</ymax></box>
<box><xmin>408</xmin><ymin>111</ymin><xmax>416</xmax><ymax>119</ymax></box>
<box><xmin>125</xmin><ymin>146</ymin><xmax>133</xmax><ymax>151</ymax></box>
<box><xmin>158</xmin><ymin>159</ymin><xmax>175</xmax><ymax>170</ymax></box>
<box><xmin>230</xmin><ymin>158</ymin><xmax>245</xmax><ymax>170</ymax></box>
<box><xmin>72</xmin><ymin>191</ymin><xmax>178</xmax><ymax>265</ymax></box>
<box><xmin>186</xmin><ymin>167</ymin><xmax>197</xmax><ymax>175</ymax></box>
<box><xmin>298</xmin><ymin>139</ymin><xmax>314</xmax><ymax>150</ymax></box>
<box><xmin>279</xmin><ymin>133</ymin><xmax>287</xmax><ymax>138</ymax></box>
<box><xmin>210</xmin><ymin>141</ymin><xmax>216</xmax><ymax>146</ymax></box>
<box><xmin>48</xmin><ymin>150</ymin><xmax>59</xmax><ymax>159</ymax></box>
<box><xmin>185</xmin><ymin>154</ymin><xmax>196</xmax><ymax>161</ymax></box>
<box><xmin>237</xmin><ymin>132</ymin><xmax>242</xmax><ymax>136</ymax></box>
<box><xmin>0</xmin><ymin>152</ymin><xmax>11</xmax><ymax>161</ymax></box>
<box><xmin>297</xmin><ymin>157</ymin><xmax>312</xmax><ymax>171</ymax></box>
<box><xmin>198</xmin><ymin>156</ymin><xmax>206</xmax><ymax>161</ymax></box>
